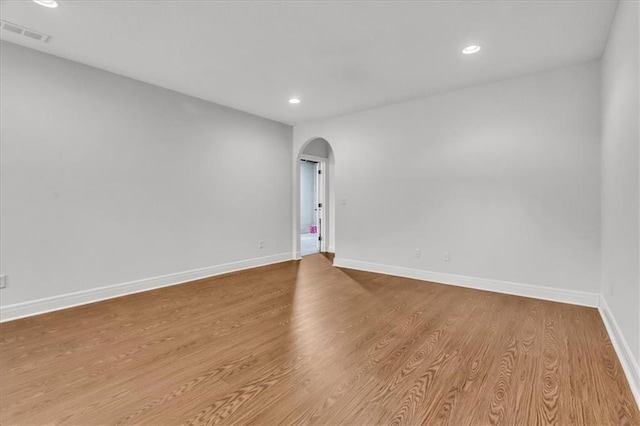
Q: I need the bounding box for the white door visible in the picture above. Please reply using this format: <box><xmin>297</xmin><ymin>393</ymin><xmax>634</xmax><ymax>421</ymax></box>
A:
<box><xmin>300</xmin><ymin>158</ymin><xmax>325</xmax><ymax>255</ymax></box>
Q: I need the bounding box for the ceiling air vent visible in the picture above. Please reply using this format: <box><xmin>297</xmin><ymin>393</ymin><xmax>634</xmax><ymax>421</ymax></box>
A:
<box><xmin>0</xmin><ymin>20</ymin><xmax>50</xmax><ymax>43</ymax></box>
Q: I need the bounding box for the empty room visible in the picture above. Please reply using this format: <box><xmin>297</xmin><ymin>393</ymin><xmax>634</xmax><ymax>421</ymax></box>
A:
<box><xmin>1</xmin><ymin>0</ymin><xmax>639</xmax><ymax>424</ymax></box>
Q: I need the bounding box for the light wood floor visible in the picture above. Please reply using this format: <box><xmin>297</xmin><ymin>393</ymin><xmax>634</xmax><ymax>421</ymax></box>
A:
<box><xmin>1</xmin><ymin>254</ymin><xmax>638</xmax><ymax>425</ymax></box>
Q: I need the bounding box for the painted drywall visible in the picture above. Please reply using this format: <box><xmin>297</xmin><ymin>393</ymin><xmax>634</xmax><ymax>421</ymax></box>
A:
<box><xmin>0</xmin><ymin>41</ymin><xmax>293</xmax><ymax>309</ymax></box>
<box><xmin>294</xmin><ymin>61</ymin><xmax>601</xmax><ymax>294</ymax></box>
<box><xmin>601</xmin><ymin>0</ymin><xmax>640</xmax><ymax>368</ymax></box>
<box><xmin>302</xmin><ymin>139</ymin><xmax>330</xmax><ymax>158</ymax></box>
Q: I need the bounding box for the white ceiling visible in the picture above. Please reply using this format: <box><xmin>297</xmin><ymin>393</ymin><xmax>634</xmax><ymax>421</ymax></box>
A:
<box><xmin>0</xmin><ymin>0</ymin><xmax>618</xmax><ymax>125</ymax></box>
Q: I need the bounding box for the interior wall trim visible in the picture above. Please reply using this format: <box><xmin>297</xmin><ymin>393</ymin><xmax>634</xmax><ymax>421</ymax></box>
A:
<box><xmin>332</xmin><ymin>257</ymin><xmax>600</xmax><ymax>307</ymax></box>
<box><xmin>0</xmin><ymin>252</ymin><xmax>293</xmax><ymax>323</ymax></box>
<box><xmin>599</xmin><ymin>296</ymin><xmax>640</xmax><ymax>409</ymax></box>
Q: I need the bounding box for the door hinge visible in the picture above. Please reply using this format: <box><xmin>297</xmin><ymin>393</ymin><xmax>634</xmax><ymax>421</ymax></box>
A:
<box><xmin>318</xmin><ymin>203</ymin><xmax>323</xmax><ymax>208</ymax></box>
<box><xmin>318</xmin><ymin>169</ymin><xmax>322</xmax><ymax>174</ymax></box>
<box><xmin>318</xmin><ymin>236</ymin><xmax>322</xmax><ymax>241</ymax></box>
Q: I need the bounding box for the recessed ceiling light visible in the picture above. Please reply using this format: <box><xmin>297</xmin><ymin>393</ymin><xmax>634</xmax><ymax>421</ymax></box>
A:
<box><xmin>289</xmin><ymin>98</ymin><xmax>301</xmax><ymax>104</ymax></box>
<box><xmin>462</xmin><ymin>45</ymin><xmax>481</xmax><ymax>55</ymax></box>
<box><xmin>33</xmin><ymin>0</ymin><xmax>58</xmax><ymax>8</ymax></box>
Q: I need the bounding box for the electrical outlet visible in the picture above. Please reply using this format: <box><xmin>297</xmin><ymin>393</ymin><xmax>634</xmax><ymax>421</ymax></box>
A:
<box><xmin>443</xmin><ymin>251</ymin><xmax>450</xmax><ymax>262</ymax></box>
<box><xmin>258</xmin><ymin>240</ymin><xmax>264</xmax><ymax>249</ymax></box>
<box><xmin>0</xmin><ymin>275</ymin><xmax>6</xmax><ymax>289</ymax></box>
<box><xmin>414</xmin><ymin>248</ymin><xmax>421</xmax><ymax>258</ymax></box>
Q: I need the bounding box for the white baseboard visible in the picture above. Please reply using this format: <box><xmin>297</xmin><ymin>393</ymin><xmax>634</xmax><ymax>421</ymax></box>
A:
<box><xmin>332</xmin><ymin>258</ymin><xmax>600</xmax><ymax>307</ymax></box>
<box><xmin>0</xmin><ymin>253</ymin><xmax>293</xmax><ymax>323</ymax></box>
<box><xmin>599</xmin><ymin>296</ymin><xmax>640</xmax><ymax>409</ymax></box>
<box><xmin>327</xmin><ymin>245</ymin><xmax>336</xmax><ymax>253</ymax></box>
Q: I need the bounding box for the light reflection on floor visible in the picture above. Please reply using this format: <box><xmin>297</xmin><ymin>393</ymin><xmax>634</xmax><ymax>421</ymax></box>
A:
<box><xmin>284</xmin><ymin>253</ymin><xmax>383</xmax><ymax>399</ymax></box>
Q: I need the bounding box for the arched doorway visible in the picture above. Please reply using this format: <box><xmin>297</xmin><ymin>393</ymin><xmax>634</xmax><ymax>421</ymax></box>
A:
<box><xmin>295</xmin><ymin>138</ymin><xmax>335</xmax><ymax>258</ymax></box>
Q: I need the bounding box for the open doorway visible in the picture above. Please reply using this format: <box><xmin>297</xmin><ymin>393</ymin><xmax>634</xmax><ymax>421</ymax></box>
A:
<box><xmin>296</xmin><ymin>137</ymin><xmax>334</xmax><ymax>258</ymax></box>
<box><xmin>300</xmin><ymin>158</ymin><xmax>324</xmax><ymax>256</ymax></box>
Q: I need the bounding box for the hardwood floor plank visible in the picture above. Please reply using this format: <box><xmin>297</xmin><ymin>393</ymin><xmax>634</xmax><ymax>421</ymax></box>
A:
<box><xmin>1</xmin><ymin>254</ymin><xmax>638</xmax><ymax>425</ymax></box>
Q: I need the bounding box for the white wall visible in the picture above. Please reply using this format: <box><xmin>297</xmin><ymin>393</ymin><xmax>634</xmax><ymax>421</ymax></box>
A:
<box><xmin>601</xmin><ymin>0</ymin><xmax>640</xmax><ymax>374</ymax></box>
<box><xmin>302</xmin><ymin>139</ymin><xmax>330</xmax><ymax>158</ymax></box>
<box><xmin>294</xmin><ymin>61</ymin><xmax>601</xmax><ymax>296</ymax></box>
<box><xmin>0</xmin><ymin>41</ymin><xmax>293</xmax><ymax>312</ymax></box>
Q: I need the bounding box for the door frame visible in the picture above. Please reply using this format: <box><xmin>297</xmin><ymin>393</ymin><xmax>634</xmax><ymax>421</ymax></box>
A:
<box><xmin>299</xmin><ymin>154</ymin><xmax>327</xmax><ymax>253</ymax></box>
